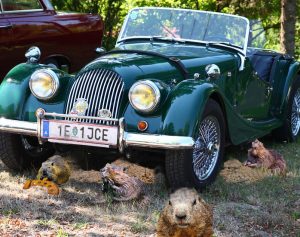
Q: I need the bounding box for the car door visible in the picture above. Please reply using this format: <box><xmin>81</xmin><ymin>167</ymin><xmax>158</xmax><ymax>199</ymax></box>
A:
<box><xmin>235</xmin><ymin>56</ymin><xmax>272</xmax><ymax>121</ymax></box>
<box><xmin>0</xmin><ymin>6</ymin><xmax>13</xmax><ymax>79</ymax></box>
<box><xmin>1</xmin><ymin>0</ymin><xmax>48</xmax><ymax>66</ymax></box>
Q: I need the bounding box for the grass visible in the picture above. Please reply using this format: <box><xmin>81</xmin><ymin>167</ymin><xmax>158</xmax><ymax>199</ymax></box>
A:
<box><xmin>0</xmin><ymin>136</ymin><xmax>299</xmax><ymax>236</ymax></box>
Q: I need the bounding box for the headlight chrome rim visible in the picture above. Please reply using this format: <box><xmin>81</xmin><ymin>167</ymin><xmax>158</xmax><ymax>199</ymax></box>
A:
<box><xmin>129</xmin><ymin>80</ymin><xmax>161</xmax><ymax>113</ymax></box>
<box><xmin>29</xmin><ymin>69</ymin><xmax>59</xmax><ymax>100</ymax></box>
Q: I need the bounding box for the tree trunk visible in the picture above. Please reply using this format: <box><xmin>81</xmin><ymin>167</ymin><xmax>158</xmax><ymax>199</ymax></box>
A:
<box><xmin>280</xmin><ymin>0</ymin><xmax>297</xmax><ymax>56</ymax></box>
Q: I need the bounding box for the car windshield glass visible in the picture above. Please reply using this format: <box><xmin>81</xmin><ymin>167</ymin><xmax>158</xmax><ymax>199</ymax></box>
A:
<box><xmin>119</xmin><ymin>8</ymin><xmax>249</xmax><ymax>50</ymax></box>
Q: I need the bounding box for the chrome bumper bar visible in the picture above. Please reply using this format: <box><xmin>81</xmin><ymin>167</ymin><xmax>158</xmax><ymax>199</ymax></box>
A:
<box><xmin>0</xmin><ymin>110</ymin><xmax>194</xmax><ymax>151</ymax></box>
<box><xmin>0</xmin><ymin>118</ymin><xmax>37</xmax><ymax>136</ymax></box>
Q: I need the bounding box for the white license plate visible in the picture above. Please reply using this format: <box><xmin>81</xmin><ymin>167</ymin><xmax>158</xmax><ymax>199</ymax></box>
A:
<box><xmin>41</xmin><ymin>120</ymin><xmax>118</xmax><ymax>148</ymax></box>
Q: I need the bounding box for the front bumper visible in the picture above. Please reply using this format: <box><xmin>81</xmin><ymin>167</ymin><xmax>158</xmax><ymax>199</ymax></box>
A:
<box><xmin>0</xmin><ymin>109</ymin><xmax>194</xmax><ymax>152</ymax></box>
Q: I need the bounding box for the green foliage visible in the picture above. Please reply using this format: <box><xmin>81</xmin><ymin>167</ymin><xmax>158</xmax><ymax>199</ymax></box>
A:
<box><xmin>50</xmin><ymin>0</ymin><xmax>299</xmax><ymax>59</ymax></box>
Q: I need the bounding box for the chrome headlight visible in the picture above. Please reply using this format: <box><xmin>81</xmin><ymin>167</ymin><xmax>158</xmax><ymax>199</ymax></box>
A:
<box><xmin>29</xmin><ymin>69</ymin><xmax>59</xmax><ymax>100</ymax></box>
<box><xmin>129</xmin><ymin>80</ymin><xmax>161</xmax><ymax>113</ymax></box>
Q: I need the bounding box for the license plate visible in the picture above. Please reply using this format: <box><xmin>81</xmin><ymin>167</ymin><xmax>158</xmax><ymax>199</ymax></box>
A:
<box><xmin>41</xmin><ymin>120</ymin><xmax>118</xmax><ymax>148</ymax></box>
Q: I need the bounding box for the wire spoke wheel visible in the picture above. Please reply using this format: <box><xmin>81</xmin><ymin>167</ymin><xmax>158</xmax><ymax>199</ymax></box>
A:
<box><xmin>192</xmin><ymin>115</ymin><xmax>220</xmax><ymax>181</ymax></box>
<box><xmin>165</xmin><ymin>99</ymin><xmax>224</xmax><ymax>189</ymax></box>
<box><xmin>291</xmin><ymin>88</ymin><xmax>300</xmax><ymax>137</ymax></box>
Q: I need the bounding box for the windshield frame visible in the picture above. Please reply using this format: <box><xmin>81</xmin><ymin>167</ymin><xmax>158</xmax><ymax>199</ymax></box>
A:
<box><xmin>117</xmin><ymin>7</ymin><xmax>250</xmax><ymax>70</ymax></box>
<box><xmin>118</xmin><ymin>7</ymin><xmax>250</xmax><ymax>53</ymax></box>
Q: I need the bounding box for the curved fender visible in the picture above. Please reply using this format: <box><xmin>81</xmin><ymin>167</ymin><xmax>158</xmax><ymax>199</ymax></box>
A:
<box><xmin>0</xmin><ymin>63</ymin><xmax>39</xmax><ymax>119</ymax></box>
<box><xmin>280</xmin><ymin>61</ymin><xmax>300</xmax><ymax>116</ymax></box>
<box><xmin>0</xmin><ymin>63</ymin><xmax>73</xmax><ymax>121</ymax></box>
<box><xmin>161</xmin><ymin>80</ymin><xmax>217</xmax><ymax>137</ymax></box>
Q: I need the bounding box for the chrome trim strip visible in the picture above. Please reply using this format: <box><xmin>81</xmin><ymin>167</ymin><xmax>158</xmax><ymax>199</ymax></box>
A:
<box><xmin>2</xmin><ymin>9</ymin><xmax>43</xmax><ymax>13</ymax></box>
<box><xmin>37</xmin><ymin>113</ymin><xmax>42</xmax><ymax>144</ymax></box>
<box><xmin>124</xmin><ymin>132</ymin><xmax>194</xmax><ymax>149</ymax></box>
<box><xmin>0</xmin><ymin>118</ymin><xmax>37</xmax><ymax>136</ymax></box>
<box><xmin>118</xmin><ymin>118</ymin><xmax>125</xmax><ymax>153</ymax></box>
<box><xmin>0</xmin><ymin>114</ymin><xmax>195</xmax><ymax>150</ymax></box>
<box><xmin>43</xmin><ymin>111</ymin><xmax>119</xmax><ymax>122</ymax></box>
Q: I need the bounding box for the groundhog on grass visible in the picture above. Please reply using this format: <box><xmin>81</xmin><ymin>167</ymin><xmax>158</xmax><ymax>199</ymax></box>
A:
<box><xmin>100</xmin><ymin>163</ymin><xmax>143</xmax><ymax>201</ymax></box>
<box><xmin>37</xmin><ymin>155</ymin><xmax>71</xmax><ymax>184</ymax></box>
<box><xmin>245</xmin><ymin>139</ymin><xmax>287</xmax><ymax>175</ymax></box>
<box><xmin>157</xmin><ymin>188</ymin><xmax>213</xmax><ymax>237</ymax></box>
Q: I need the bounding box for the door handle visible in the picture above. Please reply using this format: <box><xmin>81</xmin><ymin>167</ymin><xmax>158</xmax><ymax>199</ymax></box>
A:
<box><xmin>0</xmin><ymin>24</ymin><xmax>12</xmax><ymax>29</ymax></box>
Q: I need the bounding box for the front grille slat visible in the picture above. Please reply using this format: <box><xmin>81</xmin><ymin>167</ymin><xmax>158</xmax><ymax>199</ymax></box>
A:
<box><xmin>91</xmin><ymin>71</ymin><xmax>108</xmax><ymax>124</ymax></box>
<box><xmin>84</xmin><ymin>71</ymin><xmax>98</xmax><ymax>124</ymax></box>
<box><xmin>65</xmin><ymin>69</ymin><xmax>124</xmax><ymax>125</ymax></box>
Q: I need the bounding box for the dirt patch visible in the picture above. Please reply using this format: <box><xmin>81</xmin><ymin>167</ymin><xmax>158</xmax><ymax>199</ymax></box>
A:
<box><xmin>69</xmin><ymin>159</ymin><xmax>156</xmax><ymax>184</ymax></box>
<box><xmin>220</xmin><ymin>159</ymin><xmax>271</xmax><ymax>183</ymax></box>
<box><xmin>112</xmin><ymin>159</ymin><xmax>156</xmax><ymax>184</ymax></box>
<box><xmin>70</xmin><ymin>169</ymin><xmax>101</xmax><ymax>183</ymax></box>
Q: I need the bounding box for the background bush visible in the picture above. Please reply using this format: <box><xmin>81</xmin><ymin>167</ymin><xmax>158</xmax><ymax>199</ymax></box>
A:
<box><xmin>51</xmin><ymin>0</ymin><xmax>299</xmax><ymax>59</ymax></box>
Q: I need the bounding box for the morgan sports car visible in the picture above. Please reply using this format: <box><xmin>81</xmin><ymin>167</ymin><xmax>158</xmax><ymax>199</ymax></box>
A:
<box><xmin>0</xmin><ymin>7</ymin><xmax>299</xmax><ymax>188</ymax></box>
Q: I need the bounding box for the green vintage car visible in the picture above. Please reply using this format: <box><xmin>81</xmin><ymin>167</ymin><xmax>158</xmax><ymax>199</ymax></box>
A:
<box><xmin>0</xmin><ymin>7</ymin><xmax>299</xmax><ymax>188</ymax></box>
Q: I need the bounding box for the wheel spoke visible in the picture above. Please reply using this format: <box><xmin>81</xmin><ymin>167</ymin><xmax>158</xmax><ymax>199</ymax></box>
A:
<box><xmin>291</xmin><ymin>89</ymin><xmax>300</xmax><ymax>136</ymax></box>
<box><xmin>192</xmin><ymin>115</ymin><xmax>220</xmax><ymax>181</ymax></box>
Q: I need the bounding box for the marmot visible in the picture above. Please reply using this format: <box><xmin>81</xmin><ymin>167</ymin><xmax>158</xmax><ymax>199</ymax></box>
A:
<box><xmin>244</xmin><ymin>139</ymin><xmax>287</xmax><ymax>175</ymax></box>
<box><xmin>37</xmin><ymin>155</ymin><xmax>71</xmax><ymax>184</ymax></box>
<box><xmin>100</xmin><ymin>163</ymin><xmax>143</xmax><ymax>201</ymax></box>
<box><xmin>156</xmin><ymin>188</ymin><xmax>213</xmax><ymax>237</ymax></box>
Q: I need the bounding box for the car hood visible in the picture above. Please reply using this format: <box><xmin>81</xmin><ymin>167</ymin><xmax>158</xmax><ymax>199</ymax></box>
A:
<box><xmin>82</xmin><ymin>42</ymin><xmax>238</xmax><ymax>89</ymax></box>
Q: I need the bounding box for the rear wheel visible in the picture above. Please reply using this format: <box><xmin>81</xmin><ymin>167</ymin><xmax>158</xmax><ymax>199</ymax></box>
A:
<box><xmin>274</xmin><ymin>79</ymin><xmax>300</xmax><ymax>141</ymax></box>
<box><xmin>165</xmin><ymin>99</ymin><xmax>225</xmax><ymax>189</ymax></box>
<box><xmin>0</xmin><ymin>133</ymin><xmax>54</xmax><ymax>171</ymax></box>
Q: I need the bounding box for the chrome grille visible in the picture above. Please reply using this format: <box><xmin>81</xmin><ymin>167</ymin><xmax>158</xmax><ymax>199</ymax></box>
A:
<box><xmin>65</xmin><ymin>69</ymin><xmax>124</xmax><ymax>125</ymax></box>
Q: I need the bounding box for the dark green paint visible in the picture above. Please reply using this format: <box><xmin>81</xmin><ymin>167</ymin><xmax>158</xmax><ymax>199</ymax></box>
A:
<box><xmin>0</xmin><ymin>41</ymin><xmax>299</xmax><ymax>146</ymax></box>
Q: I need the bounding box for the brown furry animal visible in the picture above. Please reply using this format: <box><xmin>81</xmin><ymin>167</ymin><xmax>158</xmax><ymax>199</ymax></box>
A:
<box><xmin>156</xmin><ymin>188</ymin><xmax>213</xmax><ymax>237</ymax></box>
<box><xmin>244</xmin><ymin>139</ymin><xmax>287</xmax><ymax>175</ymax></box>
<box><xmin>100</xmin><ymin>163</ymin><xmax>143</xmax><ymax>201</ymax></box>
<box><xmin>37</xmin><ymin>155</ymin><xmax>71</xmax><ymax>184</ymax></box>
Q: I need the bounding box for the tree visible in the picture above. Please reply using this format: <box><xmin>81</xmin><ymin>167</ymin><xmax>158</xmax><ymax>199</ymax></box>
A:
<box><xmin>280</xmin><ymin>0</ymin><xmax>297</xmax><ymax>56</ymax></box>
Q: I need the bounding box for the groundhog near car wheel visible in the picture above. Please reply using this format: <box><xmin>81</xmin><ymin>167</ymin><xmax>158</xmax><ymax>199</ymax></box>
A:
<box><xmin>274</xmin><ymin>78</ymin><xmax>300</xmax><ymax>142</ymax></box>
<box><xmin>165</xmin><ymin>99</ymin><xmax>225</xmax><ymax>189</ymax></box>
<box><xmin>0</xmin><ymin>133</ymin><xmax>54</xmax><ymax>171</ymax></box>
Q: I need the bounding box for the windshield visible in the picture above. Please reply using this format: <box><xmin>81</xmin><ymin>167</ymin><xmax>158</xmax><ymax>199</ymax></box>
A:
<box><xmin>118</xmin><ymin>7</ymin><xmax>249</xmax><ymax>51</ymax></box>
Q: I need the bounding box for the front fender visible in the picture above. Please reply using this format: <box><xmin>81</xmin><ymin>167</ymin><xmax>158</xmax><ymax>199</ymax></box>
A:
<box><xmin>280</xmin><ymin>61</ymin><xmax>300</xmax><ymax>116</ymax></box>
<box><xmin>0</xmin><ymin>63</ymin><xmax>39</xmax><ymax>120</ymax></box>
<box><xmin>161</xmin><ymin>80</ymin><xmax>217</xmax><ymax>137</ymax></box>
<box><xmin>0</xmin><ymin>63</ymin><xmax>74</xmax><ymax>121</ymax></box>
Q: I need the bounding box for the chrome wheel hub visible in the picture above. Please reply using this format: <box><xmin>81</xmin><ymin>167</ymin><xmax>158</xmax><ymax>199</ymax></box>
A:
<box><xmin>192</xmin><ymin>116</ymin><xmax>220</xmax><ymax>181</ymax></box>
<box><xmin>291</xmin><ymin>89</ymin><xmax>300</xmax><ymax>136</ymax></box>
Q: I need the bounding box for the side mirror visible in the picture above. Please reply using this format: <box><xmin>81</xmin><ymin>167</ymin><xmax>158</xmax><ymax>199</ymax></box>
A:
<box><xmin>25</xmin><ymin>46</ymin><xmax>41</xmax><ymax>63</ymax></box>
<box><xmin>95</xmin><ymin>47</ymin><xmax>106</xmax><ymax>55</ymax></box>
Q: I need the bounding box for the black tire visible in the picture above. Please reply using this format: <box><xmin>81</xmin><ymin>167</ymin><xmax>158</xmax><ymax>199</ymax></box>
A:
<box><xmin>0</xmin><ymin>133</ymin><xmax>54</xmax><ymax>171</ymax></box>
<box><xmin>274</xmin><ymin>78</ymin><xmax>300</xmax><ymax>142</ymax></box>
<box><xmin>165</xmin><ymin>99</ymin><xmax>225</xmax><ymax>189</ymax></box>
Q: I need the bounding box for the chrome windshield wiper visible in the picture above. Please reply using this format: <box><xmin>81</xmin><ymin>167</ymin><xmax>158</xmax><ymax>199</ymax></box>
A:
<box><xmin>117</xmin><ymin>36</ymin><xmax>186</xmax><ymax>45</ymax></box>
<box><xmin>206</xmin><ymin>41</ymin><xmax>245</xmax><ymax>55</ymax></box>
<box><xmin>150</xmin><ymin>36</ymin><xmax>186</xmax><ymax>44</ymax></box>
<box><xmin>207</xmin><ymin>41</ymin><xmax>242</xmax><ymax>49</ymax></box>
